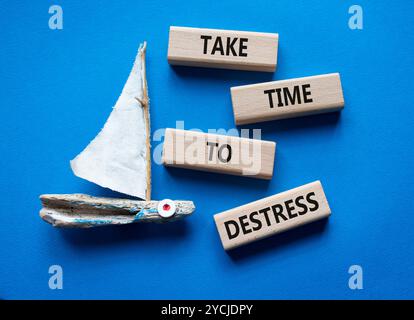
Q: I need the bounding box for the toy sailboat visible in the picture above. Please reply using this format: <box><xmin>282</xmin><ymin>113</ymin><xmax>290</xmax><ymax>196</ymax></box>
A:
<box><xmin>40</xmin><ymin>42</ymin><xmax>195</xmax><ymax>228</ymax></box>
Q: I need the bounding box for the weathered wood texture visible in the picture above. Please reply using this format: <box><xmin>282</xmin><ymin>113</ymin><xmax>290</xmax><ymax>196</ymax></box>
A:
<box><xmin>40</xmin><ymin>194</ymin><xmax>195</xmax><ymax>228</ymax></box>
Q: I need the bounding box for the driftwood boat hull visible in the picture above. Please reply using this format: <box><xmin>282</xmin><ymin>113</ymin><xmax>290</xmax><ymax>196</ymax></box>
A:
<box><xmin>40</xmin><ymin>194</ymin><xmax>195</xmax><ymax>228</ymax></box>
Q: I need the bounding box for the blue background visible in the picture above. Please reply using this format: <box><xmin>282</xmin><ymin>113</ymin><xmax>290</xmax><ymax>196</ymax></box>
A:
<box><xmin>1</xmin><ymin>1</ymin><xmax>413</xmax><ymax>299</ymax></box>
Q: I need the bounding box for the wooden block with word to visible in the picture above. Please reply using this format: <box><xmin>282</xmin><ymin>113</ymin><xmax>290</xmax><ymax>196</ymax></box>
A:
<box><xmin>168</xmin><ymin>26</ymin><xmax>278</xmax><ymax>72</ymax></box>
<box><xmin>231</xmin><ymin>73</ymin><xmax>344</xmax><ymax>125</ymax></box>
<box><xmin>214</xmin><ymin>181</ymin><xmax>331</xmax><ymax>250</ymax></box>
<box><xmin>162</xmin><ymin>128</ymin><xmax>276</xmax><ymax>179</ymax></box>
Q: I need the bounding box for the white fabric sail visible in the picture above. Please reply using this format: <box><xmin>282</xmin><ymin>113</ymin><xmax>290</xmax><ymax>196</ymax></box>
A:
<box><xmin>70</xmin><ymin>43</ymin><xmax>151</xmax><ymax>200</ymax></box>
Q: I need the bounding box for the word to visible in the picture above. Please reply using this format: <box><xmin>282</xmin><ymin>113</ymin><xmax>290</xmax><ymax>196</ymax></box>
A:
<box><xmin>162</xmin><ymin>128</ymin><xmax>276</xmax><ymax>179</ymax></box>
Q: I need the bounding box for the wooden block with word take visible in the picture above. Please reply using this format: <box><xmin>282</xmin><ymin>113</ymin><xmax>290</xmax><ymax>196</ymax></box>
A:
<box><xmin>214</xmin><ymin>181</ymin><xmax>331</xmax><ymax>250</ymax></box>
<box><xmin>162</xmin><ymin>128</ymin><xmax>276</xmax><ymax>179</ymax></box>
<box><xmin>167</xmin><ymin>26</ymin><xmax>279</xmax><ymax>72</ymax></box>
<box><xmin>231</xmin><ymin>73</ymin><xmax>344</xmax><ymax>125</ymax></box>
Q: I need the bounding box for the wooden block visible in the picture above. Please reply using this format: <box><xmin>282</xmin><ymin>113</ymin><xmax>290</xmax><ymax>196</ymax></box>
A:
<box><xmin>167</xmin><ymin>26</ymin><xmax>278</xmax><ymax>72</ymax></box>
<box><xmin>231</xmin><ymin>73</ymin><xmax>344</xmax><ymax>125</ymax></box>
<box><xmin>214</xmin><ymin>181</ymin><xmax>331</xmax><ymax>250</ymax></box>
<box><xmin>162</xmin><ymin>128</ymin><xmax>276</xmax><ymax>179</ymax></box>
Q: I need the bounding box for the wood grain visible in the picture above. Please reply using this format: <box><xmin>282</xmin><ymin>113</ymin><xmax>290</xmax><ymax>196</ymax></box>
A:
<box><xmin>214</xmin><ymin>181</ymin><xmax>331</xmax><ymax>250</ymax></box>
<box><xmin>231</xmin><ymin>73</ymin><xmax>344</xmax><ymax>125</ymax></box>
<box><xmin>40</xmin><ymin>194</ymin><xmax>195</xmax><ymax>228</ymax></box>
<box><xmin>168</xmin><ymin>26</ymin><xmax>278</xmax><ymax>72</ymax></box>
<box><xmin>162</xmin><ymin>128</ymin><xmax>276</xmax><ymax>179</ymax></box>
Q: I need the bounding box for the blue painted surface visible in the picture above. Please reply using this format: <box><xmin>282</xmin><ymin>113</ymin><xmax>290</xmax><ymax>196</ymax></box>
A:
<box><xmin>133</xmin><ymin>208</ymin><xmax>157</xmax><ymax>221</ymax></box>
<box><xmin>0</xmin><ymin>1</ymin><xmax>413</xmax><ymax>299</ymax></box>
<box><xmin>73</xmin><ymin>219</ymin><xmax>114</xmax><ymax>225</ymax></box>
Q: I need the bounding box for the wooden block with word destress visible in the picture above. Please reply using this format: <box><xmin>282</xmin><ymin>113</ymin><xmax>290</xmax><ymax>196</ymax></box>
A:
<box><xmin>231</xmin><ymin>73</ymin><xmax>344</xmax><ymax>125</ymax></box>
<box><xmin>162</xmin><ymin>128</ymin><xmax>276</xmax><ymax>179</ymax></box>
<box><xmin>214</xmin><ymin>181</ymin><xmax>331</xmax><ymax>250</ymax></box>
<box><xmin>168</xmin><ymin>26</ymin><xmax>278</xmax><ymax>72</ymax></box>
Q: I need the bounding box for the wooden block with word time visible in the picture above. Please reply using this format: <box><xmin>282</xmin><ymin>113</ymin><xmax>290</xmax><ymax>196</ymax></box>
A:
<box><xmin>167</xmin><ymin>26</ymin><xmax>279</xmax><ymax>72</ymax></box>
<box><xmin>231</xmin><ymin>73</ymin><xmax>344</xmax><ymax>125</ymax></box>
<box><xmin>162</xmin><ymin>128</ymin><xmax>276</xmax><ymax>179</ymax></box>
<box><xmin>214</xmin><ymin>181</ymin><xmax>331</xmax><ymax>250</ymax></box>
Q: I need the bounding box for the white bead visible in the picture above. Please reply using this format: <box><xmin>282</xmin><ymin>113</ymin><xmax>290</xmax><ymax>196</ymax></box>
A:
<box><xmin>157</xmin><ymin>199</ymin><xmax>176</xmax><ymax>218</ymax></box>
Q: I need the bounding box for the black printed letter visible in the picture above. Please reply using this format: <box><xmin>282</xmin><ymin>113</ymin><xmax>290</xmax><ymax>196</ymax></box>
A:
<box><xmin>302</xmin><ymin>84</ymin><xmax>313</xmax><ymax>103</ymax></box>
<box><xmin>264</xmin><ymin>89</ymin><xmax>276</xmax><ymax>108</ymax></box>
<box><xmin>226</xmin><ymin>37</ymin><xmax>238</xmax><ymax>56</ymax></box>
<box><xmin>239</xmin><ymin>38</ymin><xmax>248</xmax><ymax>57</ymax></box>
<box><xmin>200</xmin><ymin>35</ymin><xmax>212</xmax><ymax>54</ymax></box>
<box><xmin>212</xmin><ymin>36</ymin><xmax>224</xmax><ymax>55</ymax></box>
<box><xmin>306</xmin><ymin>192</ymin><xmax>319</xmax><ymax>212</ymax></box>
<box><xmin>224</xmin><ymin>220</ymin><xmax>240</xmax><ymax>239</ymax></box>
